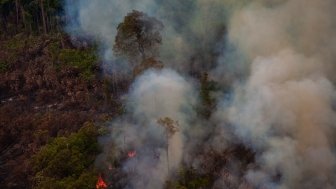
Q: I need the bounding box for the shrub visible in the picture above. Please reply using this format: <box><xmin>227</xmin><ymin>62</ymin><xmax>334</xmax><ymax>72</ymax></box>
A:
<box><xmin>0</xmin><ymin>61</ymin><xmax>8</xmax><ymax>72</ymax></box>
<box><xmin>58</xmin><ymin>48</ymin><xmax>98</xmax><ymax>80</ymax></box>
<box><xmin>32</xmin><ymin>122</ymin><xmax>100</xmax><ymax>189</ymax></box>
<box><xmin>166</xmin><ymin>167</ymin><xmax>212</xmax><ymax>189</ymax></box>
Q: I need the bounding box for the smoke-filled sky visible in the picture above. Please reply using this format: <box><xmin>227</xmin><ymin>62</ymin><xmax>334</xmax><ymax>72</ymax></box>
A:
<box><xmin>65</xmin><ymin>0</ymin><xmax>336</xmax><ymax>188</ymax></box>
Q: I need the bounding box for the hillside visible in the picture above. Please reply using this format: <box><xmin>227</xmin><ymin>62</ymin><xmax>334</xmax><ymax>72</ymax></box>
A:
<box><xmin>2</xmin><ymin>1</ymin><xmax>336</xmax><ymax>189</ymax></box>
<box><xmin>0</xmin><ymin>33</ymin><xmax>123</xmax><ymax>188</ymax></box>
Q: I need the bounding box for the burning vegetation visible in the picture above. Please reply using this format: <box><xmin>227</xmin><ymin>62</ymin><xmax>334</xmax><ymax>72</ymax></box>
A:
<box><xmin>86</xmin><ymin>0</ymin><xmax>336</xmax><ymax>188</ymax></box>
<box><xmin>2</xmin><ymin>0</ymin><xmax>336</xmax><ymax>188</ymax></box>
<box><xmin>127</xmin><ymin>151</ymin><xmax>137</xmax><ymax>159</ymax></box>
<box><xmin>96</xmin><ymin>175</ymin><xmax>108</xmax><ymax>189</ymax></box>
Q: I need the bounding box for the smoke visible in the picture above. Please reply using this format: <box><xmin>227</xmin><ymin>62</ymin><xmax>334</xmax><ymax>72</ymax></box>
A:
<box><xmin>223</xmin><ymin>49</ymin><xmax>336</xmax><ymax>188</ymax></box>
<box><xmin>64</xmin><ymin>0</ymin><xmax>250</xmax><ymax>73</ymax></box>
<box><xmin>97</xmin><ymin>69</ymin><xmax>197</xmax><ymax>188</ymax></box>
<box><xmin>216</xmin><ymin>0</ymin><xmax>336</xmax><ymax>188</ymax></box>
<box><xmin>64</xmin><ymin>0</ymin><xmax>336</xmax><ymax>188</ymax></box>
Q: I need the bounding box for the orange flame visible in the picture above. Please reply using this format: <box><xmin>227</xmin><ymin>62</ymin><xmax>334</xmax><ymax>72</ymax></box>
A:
<box><xmin>96</xmin><ymin>175</ymin><xmax>107</xmax><ymax>189</ymax></box>
<box><xmin>128</xmin><ymin>150</ymin><xmax>137</xmax><ymax>158</ymax></box>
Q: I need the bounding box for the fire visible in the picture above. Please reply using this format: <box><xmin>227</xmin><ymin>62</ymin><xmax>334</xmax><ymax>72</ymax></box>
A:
<box><xmin>128</xmin><ymin>150</ymin><xmax>137</xmax><ymax>158</ymax></box>
<box><xmin>96</xmin><ymin>175</ymin><xmax>107</xmax><ymax>189</ymax></box>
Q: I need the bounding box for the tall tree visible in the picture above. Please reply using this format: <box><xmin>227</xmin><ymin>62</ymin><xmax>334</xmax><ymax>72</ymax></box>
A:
<box><xmin>157</xmin><ymin>117</ymin><xmax>179</xmax><ymax>173</ymax></box>
<box><xmin>113</xmin><ymin>10</ymin><xmax>163</xmax><ymax>64</ymax></box>
<box><xmin>40</xmin><ymin>0</ymin><xmax>46</xmax><ymax>34</ymax></box>
<box><xmin>0</xmin><ymin>0</ymin><xmax>13</xmax><ymax>33</ymax></box>
<box><xmin>198</xmin><ymin>72</ymin><xmax>218</xmax><ymax>119</ymax></box>
<box><xmin>0</xmin><ymin>0</ymin><xmax>63</xmax><ymax>34</ymax></box>
<box><xmin>15</xmin><ymin>0</ymin><xmax>18</xmax><ymax>27</ymax></box>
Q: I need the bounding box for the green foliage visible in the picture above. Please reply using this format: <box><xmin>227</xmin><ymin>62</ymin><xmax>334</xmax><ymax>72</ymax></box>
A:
<box><xmin>0</xmin><ymin>0</ymin><xmax>63</xmax><ymax>34</ymax></box>
<box><xmin>0</xmin><ymin>0</ymin><xmax>11</xmax><ymax>5</ymax></box>
<box><xmin>32</xmin><ymin>122</ymin><xmax>100</xmax><ymax>189</ymax></box>
<box><xmin>198</xmin><ymin>73</ymin><xmax>219</xmax><ymax>119</ymax></box>
<box><xmin>3</xmin><ymin>34</ymin><xmax>39</xmax><ymax>51</ymax></box>
<box><xmin>114</xmin><ymin>10</ymin><xmax>163</xmax><ymax>62</ymax></box>
<box><xmin>4</xmin><ymin>35</ymin><xmax>26</xmax><ymax>50</ymax></box>
<box><xmin>1</xmin><ymin>34</ymin><xmax>98</xmax><ymax>81</ymax></box>
<box><xmin>1</xmin><ymin>34</ymin><xmax>39</xmax><ymax>63</ymax></box>
<box><xmin>34</xmin><ymin>170</ymin><xmax>97</xmax><ymax>189</ymax></box>
<box><xmin>58</xmin><ymin>48</ymin><xmax>98</xmax><ymax>80</ymax></box>
<box><xmin>166</xmin><ymin>168</ymin><xmax>212</xmax><ymax>189</ymax></box>
<box><xmin>0</xmin><ymin>61</ymin><xmax>9</xmax><ymax>72</ymax></box>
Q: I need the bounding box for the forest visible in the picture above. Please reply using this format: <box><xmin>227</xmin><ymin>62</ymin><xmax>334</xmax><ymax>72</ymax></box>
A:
<box><xmin>1</xmin><ymin>0</ymin><xmax>336</xmax><ymax>189</ymax></box>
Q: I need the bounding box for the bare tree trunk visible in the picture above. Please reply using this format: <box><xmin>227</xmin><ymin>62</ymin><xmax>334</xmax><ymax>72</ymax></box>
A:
<box><xmin>20</xmin><ymin>5</ymin><xmax>26</xmax><ymax>31</ymax></box>
<box><xmin>45</xmin><ymin>2</ymin><xmax>50</xmax><ymax>32</ymax></box>
<box><xmin>15</xmin><ymin>0</ymin><xmax>19</xmax><ymax>31</ymax></box>
<box><xmin>0</xmin><ymin>15</ymin><xmax>7</xmax><ymax>34</ymax></box>
<box><xmin>40</xmin><ymin>0</ymin><xmax>47</xmax><ymax>34</ymax></box>
<box><xmin>166</xmin><ymin>131</ymin><xmax>170</xmax><ymax>173</ymax></box>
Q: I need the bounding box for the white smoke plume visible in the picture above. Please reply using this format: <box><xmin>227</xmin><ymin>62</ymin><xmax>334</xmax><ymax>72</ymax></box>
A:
<box><xmin>215</xmin><ymin>0</ymin><xmax>336</xmax><ymax>188</ymax></box>
<box><xmin>64</xmin><ymin>0</ymin><xmax>250</xmax><ymax>73</ymax></box>
<box><xmin>64</xmin><ymin>0</ymin><xmax>336</xmax><ymax>188</ymax></box>
<box><xmin>98</xmin><ymin>69</ymin><xmax>197</xmax><ymax>188</ymax></box>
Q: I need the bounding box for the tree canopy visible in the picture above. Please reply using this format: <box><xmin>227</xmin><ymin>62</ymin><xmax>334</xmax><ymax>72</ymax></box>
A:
<box><xmin>0</xmin><ymin>0</ymin><xmax>62</xmax><ymax>35</ymax></box>
<box><xmin>113</xmin><ymin>10</ymin><xmax>164</xmax><ymax>63</ymax></box>
<box><xmin>32</xmin><ymin>122</ymin><xmax>100</xmax><ymax>189</ymax></box>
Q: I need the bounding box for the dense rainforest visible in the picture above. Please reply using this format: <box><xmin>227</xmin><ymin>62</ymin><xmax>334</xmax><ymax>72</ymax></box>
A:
<box><xmin>2</xmin><ymin>1</ymin><xmax>336</xmax><ymax>189</ymax></box>
<box><xmin>0</xmin><ymin>1</ymin><xmax>254</xmax><ymax>188</ymax></box>
<box><xmin>0</xmin><ymin>1</ymin><xmax>119</xmax><ymax>188</ymax></box>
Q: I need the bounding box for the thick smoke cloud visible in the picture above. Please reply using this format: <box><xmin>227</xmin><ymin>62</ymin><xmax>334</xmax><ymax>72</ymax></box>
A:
<box><xmin>97</xmin><ymin>69</ymin><xmax>197</xmax><ymax>188</ymax></box>
<box><xmin>65</xmin><ymin>0</ymin><xmax>336</xmax><ymax>188</ymax></box>
<box><xmin>223</xmin><ymin>49</ymin><xmax>336</xmax><ymax>188</ymax></box>
<box><xmin>217</xmin><ymin>0</ymin><xmax>336</xmax><ymax>188</ymax></box>
<box><xmin>65</xmin><ymin>0</ymin><xmax>249</xmax><ymax>73</ymax></box>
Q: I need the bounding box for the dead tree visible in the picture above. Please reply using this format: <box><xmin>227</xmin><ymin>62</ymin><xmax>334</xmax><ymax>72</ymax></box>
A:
<box><xmin>157</xmin><ymin>117</ymin><xmax>179</xmax><ymax>173</ymax></box>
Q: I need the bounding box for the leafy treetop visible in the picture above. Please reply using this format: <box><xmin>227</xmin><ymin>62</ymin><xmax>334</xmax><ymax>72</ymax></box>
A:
<box><xmin>113</xmin><ymin>10</ymin><xmax>164</xmax><ymax>64</ymax></box>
